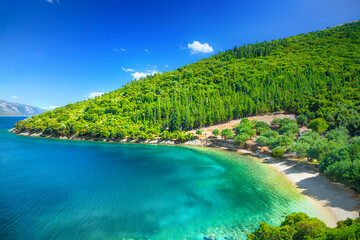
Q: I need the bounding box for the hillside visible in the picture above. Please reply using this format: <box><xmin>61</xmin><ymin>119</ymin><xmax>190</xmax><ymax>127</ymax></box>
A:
<box><xmin>14</xmin><ymin>21</ymin><xmax>360</xmax><ymax>140</ymax></box>
<box><xmin>0</xmin><ymin>100</ymin><xmax>45</xmax><ymax>116</ymax></box>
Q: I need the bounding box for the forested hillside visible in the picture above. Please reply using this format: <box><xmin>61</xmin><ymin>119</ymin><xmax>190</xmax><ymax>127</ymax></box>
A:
<box><xmin>14</xmin><ymin>21</ymin><xmax>360</xmax><ymax>141</ymax></box>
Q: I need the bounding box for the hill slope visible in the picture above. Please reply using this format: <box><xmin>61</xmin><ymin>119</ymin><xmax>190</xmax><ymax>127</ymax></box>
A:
<box><xmin>14</xmin><ymin>21</ymin><xmax>360</xmax><ymax>140</ymax></box>
<box><xmin>0</xmin><ymin>100</ymin><xmax>45</xmax><ymax>116</ymax></box>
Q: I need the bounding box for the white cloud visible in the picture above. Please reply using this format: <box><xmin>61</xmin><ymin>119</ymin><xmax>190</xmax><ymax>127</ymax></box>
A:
<box><xmin>10</xmin><ymin>96</ymin><xmax>21</xmax><ymax>99</ymax></box>
<box><xmin>113</xmin><ymin>48</ymin><xmax>126</xmax><ymax>52</ymax></box>
<box><xmin>41</xmin><ymin>106</ymin><xmax>59</xmax><ymax>110</ymax></box>
<box><xmin>45</xmin><ymin>0</ymin><xmax>59</xmax><ymax>3</ymax></box>
<box><xmin>131</xmin><ymin>70</ymin><xmax>159</xmax><ymax>80</ymax></box>
<box><xmin>145</xmin><ymin>49</ymin><xmax>150</xmax><ymax>54</ymax></box>
<box><xmin>179</xmin><ymin>45</ymin><xmax>187</xmax><ymax>50</ymax></box>
<box><xmin>122</xmin><ymin>67</ymin><xmax>135</xmax><ymax>72</ymax></box>
<box><xmin>84</xmin><ymin>92</ymin><xmax>104</xmax><ymax>98</ymax></box>
<box><xmin>187</xmin><ymin>41</ymin><xmax>214</xmax><ymax>54</ymax></box>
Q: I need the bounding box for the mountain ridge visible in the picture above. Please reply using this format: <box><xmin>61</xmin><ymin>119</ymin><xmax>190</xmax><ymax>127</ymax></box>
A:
<box><xmin>0</xmin><ymin>100</ymin><xmax>45</xmax><ymax>116</ymax></box>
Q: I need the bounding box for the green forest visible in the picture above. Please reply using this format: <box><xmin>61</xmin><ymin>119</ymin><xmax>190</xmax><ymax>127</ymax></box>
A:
<box><xmin>15</xmin><ymin>21</ymin><xmax>360</xmax><ymax>140</ymax></box>
<box><xmin>247</xmin><ymin>212</ymin><xmax>360</xmax><ymax>239</ymax></box>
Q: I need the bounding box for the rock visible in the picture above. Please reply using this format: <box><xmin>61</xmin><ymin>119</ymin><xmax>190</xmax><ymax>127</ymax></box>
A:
<box><xmin>204</xmin><ymin>233</ymin><xmax>216</xmax><ymax>240</ymax></box>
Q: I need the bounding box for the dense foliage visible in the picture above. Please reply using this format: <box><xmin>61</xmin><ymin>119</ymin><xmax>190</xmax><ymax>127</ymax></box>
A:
<box><xmin>14</xmin><ymin>21</ymin><xmax>360</xmax><ymax>141</ymax></box>
<box><xmin>247</xmin><ymin>212</ymin><xmax>360</xmax><ymax>240</ymax></box>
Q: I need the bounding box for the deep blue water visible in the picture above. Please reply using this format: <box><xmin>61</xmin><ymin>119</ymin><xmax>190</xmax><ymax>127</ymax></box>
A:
<box><xmin>0</xmin><ymin>117</ymin><xmax>324</xmax><ymax>240</ymax></box>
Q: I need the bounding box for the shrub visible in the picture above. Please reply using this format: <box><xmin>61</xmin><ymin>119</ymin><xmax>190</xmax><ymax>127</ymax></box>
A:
<box><xmin>196</xmin><ymin>129</ymin><xmax>202</xmax><ymax>135</ymax></box>
<box><xmin>221</xmin><ymin>128</ymin><xmax>234</xmax><ymax>140</ymax></box>
<box><xmin>278</xmin><ymin>123</ymin><xmax>299</xmax><ymax>136</ymax></box>
<box><xmin>261</xmin><ymin>130</ymin><xmax>279</xmax><ymax>139</ymax></box>
<box><xmin>234</xmin><ymin>134</ymin><xmax>250</xmax><ymax>146</ymax></box>
<box><xmin>271</xmin><ymin>118</ymin><xmax>281</xmax><ymax>126</ymax></box>
<box><xmin>235</xmin><ymin>125</ymin><xmax>256</xmax><ymax>136</ymax></box>
<box><xmin>289</xmin><ymin>142</ymin><xmax>310</xmax><ymax>158</ymax></box>
<box><xmin>296</xmin><ymin>114</ymin><xmax>308</xmax><ymax>126</ymax></box>
<box><xmin>255</xmin><ymin>121</ymin><xmax>271</xmax><ymax>134</ymax></box>
<box><xmin>279</xmin><ymin>118</ymin><xmax>297</xmax><ymax>128</ymax></box>
<box><xmin>271</xmin><ymin>146</ymin><xmax>286</xmax><ymax>158</ymax></box>
<box><xmin>307</xmin><ymin>118</ymin><xmax>329</xmax><ymax>133</ymax></box>
<box><xmin>212</xmin><ymin>129</ymin><xmax>220</xmax><ymax>136</ymax></box>
<box><xmin>256</xmin><ymin>136</ymin><xmax>269</xmax><ymax>147</ymax></box>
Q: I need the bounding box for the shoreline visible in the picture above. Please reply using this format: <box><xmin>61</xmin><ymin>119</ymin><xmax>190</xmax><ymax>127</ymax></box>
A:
<box><xmin>9</xmin><ymin>128</ymin><xmax>360</xmax><ymax>227</ymax></box>
<box><xmin>257</xmin><ymin>154</ymin><xmax>360</xmax><ymax>227</ymax></box>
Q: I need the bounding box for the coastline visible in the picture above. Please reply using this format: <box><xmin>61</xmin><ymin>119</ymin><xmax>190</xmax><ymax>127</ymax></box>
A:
<box><xmin>258</xmin><ymin>154</ymin><xmax>360</xmax><ymax>227</ymax></box>
<box><xmin>9</xmin><ymin>128</ymin><xmax>360</xmax><ymax>227</ymax></box>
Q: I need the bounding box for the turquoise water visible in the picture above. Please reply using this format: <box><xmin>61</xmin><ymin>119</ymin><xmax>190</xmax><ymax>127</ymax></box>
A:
<box><xmin>0</xmin><ymin>117</ymin><xmax>324</xmax><ymax>240</ymax></box>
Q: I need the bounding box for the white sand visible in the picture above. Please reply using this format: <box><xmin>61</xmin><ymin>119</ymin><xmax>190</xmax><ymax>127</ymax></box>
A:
<box><xmin>261</xmin><ymin>156</ymin><xmax>360</xmax><ymax>227</ymax></box>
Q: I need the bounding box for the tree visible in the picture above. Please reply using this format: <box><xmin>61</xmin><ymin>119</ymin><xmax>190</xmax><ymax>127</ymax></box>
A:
<box><xmin>196</xmin><ymin>129</ymin><xmax>202</xmax><ymax>136</ymax></box>
<box><xmin>296</xmin><ymin>114</ymin><xmax>308</xmax><ymax>126</ymax></box>
<box><xmin>256</xmin><ymin>136</ymin><xmax>269</xmax><ymax>147</ymax></box>
<box><xmin>271</xmin><ymin>146</ymin><xmax>286</xmax><ymax>158</ymax></box>
<box><xmin>289</xmin><ymin>142</ymin><xmax>310</xmax><ymax>158</ymax></box>
<box><xmin>234</xmin><ymin>134</ymin><xmax>250</xmax><ymax>146</ymax></box>
<box><xmin>307</xmin><ymin>118</ymin><xmax>329</xmax><ymax>133</ymax></box>
<box><xmin>278</xmin><ymin>123</ymin><xmax>299</xmax><ymax>136</ymax></box>
<box><xmin>221</xmin><ymin>128</ymin><xmax>234</xmax><ymax>140</ymax></box>
<box><xmin>212</xmin><ymin>128</ymin><xmax>220</xmax><ymax>136</ymax></box>
<box><xmin>255</xmin><ymin>121</ymin><xmax>270</xmax><ymax>135</ymax></box>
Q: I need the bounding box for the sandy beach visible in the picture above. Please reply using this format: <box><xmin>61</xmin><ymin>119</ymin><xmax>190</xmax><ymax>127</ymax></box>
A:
<box><xmin>259</xmin><ymin>155</ymin><xmax>360</xmax><ymax>227</ymax></box>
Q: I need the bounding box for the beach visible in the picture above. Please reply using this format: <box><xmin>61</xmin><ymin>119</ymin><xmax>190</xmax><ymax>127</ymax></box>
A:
<box><xmin>259</xmin><ymin>155</ymin><xmax>360</xmax><ymax>227</ymax></box>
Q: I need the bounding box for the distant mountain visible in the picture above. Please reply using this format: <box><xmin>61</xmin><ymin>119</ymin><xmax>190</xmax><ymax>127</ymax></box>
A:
<box><xmin>0</xmin><ymin>100</ymin><xmax>45</xmax><ymax>116</ymax></box>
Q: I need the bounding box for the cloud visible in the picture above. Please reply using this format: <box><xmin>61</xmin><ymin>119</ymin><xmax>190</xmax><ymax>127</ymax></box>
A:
<box><xmin>145</xmin><ymin>49</ymin><xmax>150</xmax><ymax>54</ymax></box>
<box><xmin>10</xmin><ymin>96</ymin><xmax>21</xmax><ymax>99</ymax></box>
<box><xmin>84</xmin><ymin>92</ymin><xmax>104</xmax><ymax>98</ymax></box>
<box><xmin>113</xmin><ymin>48</ymin><xmax>126</xmax><ymax>52</ymax></box>
<box><xmin>131</xmin><ymin>70</ymin><xmax>159</xmax><ymax>80</ymax></box>
<box><xmin>45</xmin><ymin>0</ymin><xmax>59</xmax><ymax>3</ymax></box>
<box><xmin>187</xmin><ymin>41</ymin><xmax>214</xmax><ymax>54</ymax></box>
<box><xmin>179</xmin><ymin>45</ymin><xmax>187</xmax><ymax>50</ymax></box>
<box><xmin>41</xmin><ymin>106</ymin><xmax>59</xmax><ymax>110</ymax></box>
<box><xmin>122</xmin><ymin>67</ymin><xmax>135</xmax><ymax>72</ymax></box>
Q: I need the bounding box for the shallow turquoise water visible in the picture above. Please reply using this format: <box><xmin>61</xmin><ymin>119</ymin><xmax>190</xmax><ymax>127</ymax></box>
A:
<box><xmin>0</xmin><ymin>117</ymin><xmax>324</xmax><ymax>240</ymax></box>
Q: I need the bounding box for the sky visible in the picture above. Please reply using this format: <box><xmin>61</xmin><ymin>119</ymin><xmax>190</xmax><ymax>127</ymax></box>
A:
<box><xmin>1</xmin><ymin>0</ymin><xmax>359</xmax><ymax>109</ymax></box>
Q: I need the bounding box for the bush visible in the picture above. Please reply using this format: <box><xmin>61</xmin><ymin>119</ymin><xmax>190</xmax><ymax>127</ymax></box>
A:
<box><xmin>269</xmin><ymin>135</ymin><xmax>293</xmax><ymax>149</ymax></box>
<box><xmin>235</xmin><ymin>125</ymin><xmax>256</xmax><ymax>136</ymax></box>
<box><xmin>256</xmin><ymin>136</ymin><xmax>269</xmax><ymax>147</ymax></box>
<box><xmin>234</xmin><ymin>134</ymin><xmax>250</xmax><ymax>146</ymax></box>
<box><xmin>196</xmin><ymin>129</ymin><xmax>202</xmax><ymax>135</ymax></box>
<box><xmin>270</xmin><ymin>118</ymin><xmax>281</xmax><ymax>126</ymax></box>
<box><xmin>212</xmin><ymin>129</ymin><xmax>220</xmax><ymax>136</ymax></box>
<box><xmin>271</xmin><ymin>146</ymin><xmax>286</xmax><ymax>158</ymax></box>
<box><xmin>255</xmin><ymin>121</ymin><xmax>270</xmax><ymax>134</ymax></box>
<box><xmin>278</xmin><ymin>123</ymin><xmax>299</xmax><ymax>136</ymax></box>
<box><xmin>279</xmin><ymin>118</ymin><xmax>297</xmax><ymax>128</ymax></box>
<box><xmin>261</xmin><ymin>130</ymin><xmax>279</xmax><ymax>139</ymax></box>
<box><xmin>221</xmin><ymin>128</ymin><xmax>234</xmax><ymax>140</ymax></box>
<box><xmin>307</xmin><ymin>118</ymin><xmax>329</xmax><ymax>133</ymax></box>
<box><xmin>296</xmin><ymin>114</ymin><xmax>308</xmax><ymax>126</ymax></box>
<box><xmin>297</xmin><ymin>131</ymin><xmax>321</xmax><ymax>144</ymax></box>
<box><xmin>289</xmin><ymin>142</ymin><xmax>310</xmax><ymax>158</ymax></box>
<box><xmin>325</xmin><ymin>127</ymin><xmax>349</xmax><ymax>144</ymax></box>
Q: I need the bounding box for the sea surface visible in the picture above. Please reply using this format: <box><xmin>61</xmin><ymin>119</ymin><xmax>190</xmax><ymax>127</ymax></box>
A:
<box><xmin>0</xmin><ymin>117</ymin><xmax>325</xmax><ymax>240</ymax></box>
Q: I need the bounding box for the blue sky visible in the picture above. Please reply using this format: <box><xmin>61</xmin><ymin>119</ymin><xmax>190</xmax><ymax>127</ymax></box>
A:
<box><xmin>1</xmin><ymin>0</ymin><xmax>359</xmax><ymax>109</ymax></box>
